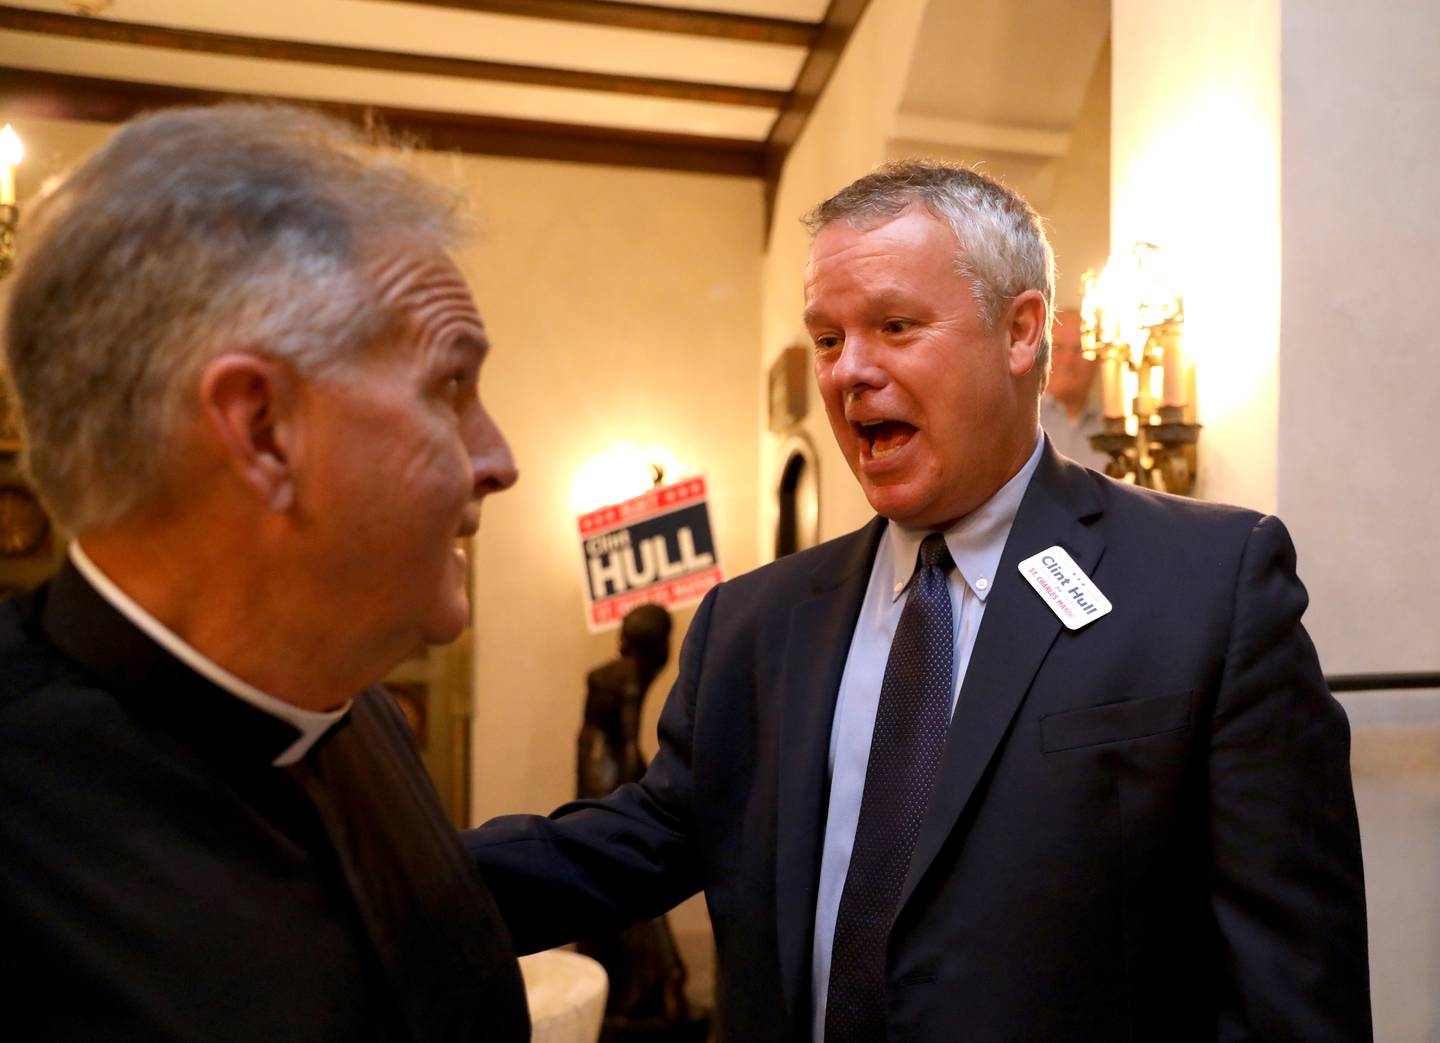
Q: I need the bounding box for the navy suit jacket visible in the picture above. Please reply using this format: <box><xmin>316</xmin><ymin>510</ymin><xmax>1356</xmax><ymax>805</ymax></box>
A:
<box><xmin>470</xmin><ymin>445</ymin><xmax>1370</xmax><ymax>1041</ymax></box>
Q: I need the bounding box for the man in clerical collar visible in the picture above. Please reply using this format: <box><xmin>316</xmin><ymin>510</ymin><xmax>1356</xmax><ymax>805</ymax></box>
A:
<box><xmin>0</xmin><ymin>104</ymin><xmax>525</xmax><ymax>1041</ymax></box>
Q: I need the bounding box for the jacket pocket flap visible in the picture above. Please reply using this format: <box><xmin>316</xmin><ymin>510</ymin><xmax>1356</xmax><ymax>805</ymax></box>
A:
<box><xmin>1041</xmin><ymin>690</ymin><xmax>1195</xmax><ymax>753</ymax></box>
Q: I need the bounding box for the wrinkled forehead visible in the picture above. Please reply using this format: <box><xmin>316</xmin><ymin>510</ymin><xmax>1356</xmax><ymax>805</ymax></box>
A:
<box><xmin>363</xmin><ymin>237</ymin><xmax>486</xmax><ymax>339</ymax></box>
<box><xmin>362</xmin><ymin>235</ymin><xmax>461</xmax><ymax>301</ymax></box>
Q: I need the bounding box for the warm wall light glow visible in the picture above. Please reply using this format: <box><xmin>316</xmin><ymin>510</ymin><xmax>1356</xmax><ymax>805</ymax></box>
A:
<box><xmin>0</xmin><ymin>125</ymin><xmax>20</xmax><ymax>166</ymax></box>
<box><xmin>1122</xmin><ymin>366</ymin><xmax>1140</xmax><ymax>422</ymax></box>
<box><xmin>1084</xmin><ymin>262</ymin><xmax>1120</xmax><ymax>349</ymax></box>
<box><xmin>0</xmin><ymin>124</ymin><xmax>21</xmax><ymax>206</ymax></box>
<box><xmin>1112</xmin><ymin>0</ymin><xmax>1281</xmax><ymax>508</ymax></box>
<box><xmin>569</xmin><ymin>444</ymin><xmax>689</xmax><ymax>515</ymax></box>
<box><xmin>1084</xmin><ymin>244</ymin><xmax>1185</xmax><ymax>357</ymax></box>
<box><xmin>1133</xmin><ymin>242</ymin><xmax>1183</xmax><ymax>329</ymax></box>
<box><xmin>1148</xmin><ymin>363</ymin><xmax>1165</xmax><ymax>402</ymax></box>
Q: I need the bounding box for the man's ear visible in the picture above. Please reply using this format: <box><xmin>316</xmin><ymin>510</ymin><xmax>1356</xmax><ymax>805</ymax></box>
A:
<box><xmin>197</xmin><ymin>353</ymin><xmax>301</xmax><ymax>513</ymax></box>
<box><xmin>1004</xmin><ymin>289</ymin><xmax>1048</xmax><ymax>378</ymax></box>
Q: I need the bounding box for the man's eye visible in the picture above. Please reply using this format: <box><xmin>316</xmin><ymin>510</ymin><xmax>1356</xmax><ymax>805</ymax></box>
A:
<box><xmin>813</xmin><ymin>335</ymin><xmax>840</xmax><ymax>351</ymax></box>
<box><xmin>883</xmin><ymin>320</ymin><xmax>909</xmax><ymax>334</ymax></box>
<box><xmin>443</xmin><ymin>373</ymin><xmax>470</xmax><ymax>400</ymax></box>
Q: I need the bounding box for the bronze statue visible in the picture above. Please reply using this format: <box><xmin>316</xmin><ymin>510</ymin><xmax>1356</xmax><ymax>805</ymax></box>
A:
<box><xmin>577</xmin><ymin>604</ymin><xmax>708</xmax><ymax>1042</ymax></box>
<box><xmin>577</xmin><ymin>605</ymin><xmax>670</xmax><ymax>798</ymax></box>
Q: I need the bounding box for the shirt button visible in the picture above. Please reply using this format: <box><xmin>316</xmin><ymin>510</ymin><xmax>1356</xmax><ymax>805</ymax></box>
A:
<box><xmin>976</xmin><ymin>577</ymin><xmax>989</xmax><ymax>591</ymax></box>
<box><xmin>893</xmin><ymin>581</ymin><xmax>904</xmax><ymax>594</ymax></box>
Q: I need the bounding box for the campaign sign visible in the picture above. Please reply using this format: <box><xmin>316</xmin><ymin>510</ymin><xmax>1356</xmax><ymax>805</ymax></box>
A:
<box><xmin>577</xmin><ymin>477</ymin><xmax>723</xmax><ymax>632</ymax></box>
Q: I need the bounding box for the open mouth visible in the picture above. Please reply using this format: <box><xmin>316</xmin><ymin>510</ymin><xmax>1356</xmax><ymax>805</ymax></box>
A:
<box><xmin>855</xmin><ymin>419</ymin><xmax>917</xmax><ymax>460</ymax></box>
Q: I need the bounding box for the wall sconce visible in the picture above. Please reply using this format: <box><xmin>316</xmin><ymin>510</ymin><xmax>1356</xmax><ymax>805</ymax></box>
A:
<box><xmin>0</xmin><ymin>124</ymin><xmax>21</xmax><ymax>280</ymax></box>
<box><xmin>1079</xmin><ymin>243</ymin><xmax>1201</xmax><ymax>495</ymax></box>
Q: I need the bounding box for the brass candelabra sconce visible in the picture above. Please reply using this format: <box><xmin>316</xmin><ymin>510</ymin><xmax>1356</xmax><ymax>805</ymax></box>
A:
<box><xmin>0</xmin><ymin>121</ymin><xmax>57</xmax><ymax>592</ymax></box>
<box><xmin>1079</xmin><ymin>243</ymin><xmax>1201</xmax><ymax>496</ymax></box>
<box><xmin>0</xmin><ymin>124</ymin><xmax>21</xmax><ymax>280</ymax></box>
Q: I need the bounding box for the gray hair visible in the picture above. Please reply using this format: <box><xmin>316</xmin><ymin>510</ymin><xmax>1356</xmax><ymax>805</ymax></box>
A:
<box><xmin>802</xmin><ymin>160</ymin><xmax>1055</xmax><ymax>375</ymax></box>
<box><xmin>4</xmin><ymin>103</ymin><xmax>467</xmax><ymax>533</ymax></box>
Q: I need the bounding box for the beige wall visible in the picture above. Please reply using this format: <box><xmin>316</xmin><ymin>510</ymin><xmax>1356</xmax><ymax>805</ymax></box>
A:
<box><xmin>1344</xmin><ymin>695</ymin><xmax>1440</xmax><ymax>1042</ymax></box>
<box><xmin>1045</xmin><ymin>40</ymin><xmax>1111</xmax><ymax>311</ymax></box>
<box><xmin>1275</xmin><ymin>8</ymin><xmax>1440</xmax><ymax>1035</ymax></box>
<box><xmin>1275</xmin><ymin>0</ymin><xmax>1440</xmax><ymax>677</ymax></box>
<box><xmin>1</xmin><ymin>117</ymin><xmax>114</xmax><ymax>200</ymax></box>
<box><xmin>451</xmin><ymin>154</ymin><xmax>763</xmax><ymax>821</ymax></box>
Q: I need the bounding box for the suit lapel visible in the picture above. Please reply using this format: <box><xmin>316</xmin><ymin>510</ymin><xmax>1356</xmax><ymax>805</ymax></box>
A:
<box><xmin>774</xmin><ymin>517</ymin><xmax>885</xmax><ymax>1021</ymax></box>
<box><xmin>899</xmin><ymin>448</ymin><xmax>1107</xmax><ymax>912</ymax></box>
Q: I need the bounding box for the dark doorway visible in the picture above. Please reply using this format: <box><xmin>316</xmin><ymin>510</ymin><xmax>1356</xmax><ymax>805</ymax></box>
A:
<box><xmin>776</xmin><ymin>450</ymin><xmax>807</xmax><ymax>558</ymax></box>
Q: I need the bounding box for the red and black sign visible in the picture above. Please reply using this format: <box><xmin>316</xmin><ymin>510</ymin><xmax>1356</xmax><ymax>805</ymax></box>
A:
<box><xmin>577</xmin><ymin>477</ymin><xmax>723</xmax><ymax>632</ymax></box>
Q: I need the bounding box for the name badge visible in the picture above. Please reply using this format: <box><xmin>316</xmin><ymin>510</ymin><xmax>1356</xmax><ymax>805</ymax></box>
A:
<box><xmin>1018</xmin><ymin>546</ymin><xmax>1112</xmax><ymax>630</ymax></box>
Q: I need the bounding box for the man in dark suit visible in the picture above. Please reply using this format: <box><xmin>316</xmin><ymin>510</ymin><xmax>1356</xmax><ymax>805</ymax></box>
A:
<box><xmin>468</xmin><ymin>162</ymin><xmax>1370</xmax><ymax>1040</ymax></box>
<box><xmin>0</xmin><ymin>104</ymin><xmax>526</xmax><ymax>1040</ymax></box>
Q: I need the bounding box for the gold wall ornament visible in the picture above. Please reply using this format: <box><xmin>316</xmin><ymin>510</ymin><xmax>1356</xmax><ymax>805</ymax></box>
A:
<box><xmin>0</xmin><ymin>124</ymin><xmax>66</xmax><ymax>591</ymax></box>
<box><xmin>0</xmin><ymin>380</ymin><xmax>23</xmax><ymax>454</ymax></box>
<box><xmin>0</xmin><ymin>124</ymin><xmax>18</xmax><ymax>280</ymax></box>
<box><xmin>0</xmin><ymin>486</ymin><xmax>50</xmax><ymax>558</ymax></box>
<box><xmin>1079</xmin><ymin>244</ymin><xmax>1201</xmax><ymax>495</ymax></box>
<box><xmin>0</xmin><ymin>125</ymin><xmax>22</xmax><ymax>459</ymax></box>
<box><xmin>0</xmin><ymin>203</ymin><xmax>14</xmax><ymax>281</ymax></box>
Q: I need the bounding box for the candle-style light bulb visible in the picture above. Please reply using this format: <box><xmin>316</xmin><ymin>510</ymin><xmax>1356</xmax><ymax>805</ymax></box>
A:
<box><xmin>0</xmin><ymin>124</ymin><xmax>22</xmax><ymax>206</ymax></box>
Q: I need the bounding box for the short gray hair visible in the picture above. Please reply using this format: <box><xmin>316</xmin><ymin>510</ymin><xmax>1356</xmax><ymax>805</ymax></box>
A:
<box><xmin>4</xmin><ymin>103</ymin><xmax>467</xmax><ymax>533</ymax></box>
<box><xmin>802</xmin><ymin>160</ymin><xmax>1055</xmax><ymax>374</ymax></box>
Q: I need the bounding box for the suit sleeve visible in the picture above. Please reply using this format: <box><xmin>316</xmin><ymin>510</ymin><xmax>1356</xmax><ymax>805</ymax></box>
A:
<box><xmin>461</xmin><ymin>588</ymin><xmax>715</xmax><ymax>954</ymax></box>
<box><xmin>1207</xmin><ymin>514</ymin><xmax>1371</xmax><ymax>1041</ymax></box>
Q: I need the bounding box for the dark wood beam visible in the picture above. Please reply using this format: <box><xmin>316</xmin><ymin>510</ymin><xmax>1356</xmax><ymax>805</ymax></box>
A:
<box><xmin>0</xmin><ymin>67</ymin><xmax>766</xmax><ymax>178</ymax></box>
<box><xmin>387</xmin><ymin>0</ymin><xmax>817</xmax><ymax>46</ymax></box>
<box><xmin>0</xmin><ymin>5</ymin><xmax>786</xmax><ymax>109</ymax></box>
<box><xmin>762</xmin><ymin>0</ymin><xmax>872</xmax><ymax>236</ymax></box>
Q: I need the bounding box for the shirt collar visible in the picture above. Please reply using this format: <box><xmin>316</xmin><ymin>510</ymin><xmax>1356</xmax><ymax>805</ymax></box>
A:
<box><xmin>68</xmin><ymin>542</ymin><xmax>350</xmax><ymax>767</ymax></box>
<box><xmin>886</xmin><ymin>432</ymin><xmax>1044</xmax><ymax>603</ymax></box>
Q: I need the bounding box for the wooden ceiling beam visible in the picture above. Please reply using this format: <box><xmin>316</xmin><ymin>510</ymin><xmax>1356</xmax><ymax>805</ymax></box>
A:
<box><xmin>386</xmin><ymin>0</ymin><xmax>817</xmax><ymax>46</ymax></box>
<box><xmin>0</xmin><ymin>67</ymin><xmax>766</xmax><ymax>178</ymax></box>
<box><xmin>0</xmin><ymin>5</ymin><xmax>786</xmax><ymax>109</ymax></box>
<box><xmin>762</xmin><ymin>0</ymin><xmax>871</xmax><ymax>235</ymax></box>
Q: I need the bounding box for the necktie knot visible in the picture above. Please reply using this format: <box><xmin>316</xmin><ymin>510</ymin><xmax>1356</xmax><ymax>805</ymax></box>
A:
<box><xmin>918</xmin><ymin>532</ymin><xmax>952</xmax><ymax>572</ymax></box>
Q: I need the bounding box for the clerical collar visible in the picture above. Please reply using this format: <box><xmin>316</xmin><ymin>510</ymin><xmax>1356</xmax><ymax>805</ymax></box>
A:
<box><xmin>886</xmin><ymin>431</ymin><xmax>1044</xmax><ymax>602</ymax></box>
<box><xmin>68</xmin><ymin>542</ymin><xmax>350</xmax><ymax>767</ymax></box>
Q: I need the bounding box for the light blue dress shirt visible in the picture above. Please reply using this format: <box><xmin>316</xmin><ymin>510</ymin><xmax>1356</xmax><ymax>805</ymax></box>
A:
<box><xmin>810</xmin><ymin>433</ymin><xmax>1044</xmax><ymax>1042</ymax></box>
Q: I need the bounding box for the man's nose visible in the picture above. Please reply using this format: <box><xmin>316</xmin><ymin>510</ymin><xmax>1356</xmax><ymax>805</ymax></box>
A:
<box><xmin>470</xmin><ymin>412</ymin><xmax>519</xmax><ymax>497</ymax></box>
<box><xmin>829</xmin><ymin>333</ymin><xmax>887</xmax><ymax>392</ymax></box>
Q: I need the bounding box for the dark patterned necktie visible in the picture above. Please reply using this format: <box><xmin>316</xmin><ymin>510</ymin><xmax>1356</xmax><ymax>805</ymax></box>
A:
<box><xmin>825</xmin><ymin>532</ymin><xmax>955</xmax><ymax>1043</ymax></box>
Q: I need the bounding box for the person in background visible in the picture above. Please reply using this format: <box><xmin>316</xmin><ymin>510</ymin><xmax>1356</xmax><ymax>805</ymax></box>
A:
<box><xmin>0</xmin><ymin>103</ymin><xmax>525</xmax><ymax>1041</ymax></box>
<box><xmin>1040</xmin><ymin>307</ymin><xmax>1110</xmax><ymax>470</ymax></box>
